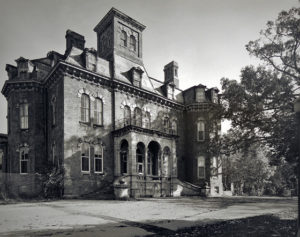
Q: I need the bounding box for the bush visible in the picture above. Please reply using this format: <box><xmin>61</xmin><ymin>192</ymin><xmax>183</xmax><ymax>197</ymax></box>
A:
<box><xmin>37</xmin><ymin>164</ymin><xmax>64</xmax><ymax>198</ymax></box>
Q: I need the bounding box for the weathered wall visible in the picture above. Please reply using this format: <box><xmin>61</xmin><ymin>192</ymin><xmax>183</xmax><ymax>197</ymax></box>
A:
<box><xmin>63</xmin><ymin>75</ymin><xmax>114</xmax><ymax>197</ymax></box>
<box><xmin>5</xmin><ymin>88</ymin><xmax>46</xmax><ymax>197</ymax></box>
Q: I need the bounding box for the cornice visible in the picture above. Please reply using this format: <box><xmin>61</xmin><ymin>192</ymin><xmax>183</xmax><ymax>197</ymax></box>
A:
<box><xmin>58</xmin><ymin>62</ymin><xmax>184</xmax><ymax>110</ymax></box>
<box><xmin>185</xmin><ymin>102</ymin><xmax>220</xmax><ymax>112</ymax></box>
<box><xmin>2</xmin><ymin>60</ymin><xmax>185</xmax><ymax>111</ymax></box>
<box><xmin>94</xmin><ymin>8</ymin><xmax>146</xmax><ymax>33</ymax></box>
<box><xmin>1</xmin><ymin>80</ymin><xmax>44</xmax><ymax>98</ymax></box>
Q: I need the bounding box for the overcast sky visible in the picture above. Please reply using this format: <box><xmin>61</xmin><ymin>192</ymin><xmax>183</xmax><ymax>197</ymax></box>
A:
<box><xmin>0</xmin><ymin>0</ymin><xmax>298</xmax><ymax>133</ymax></box>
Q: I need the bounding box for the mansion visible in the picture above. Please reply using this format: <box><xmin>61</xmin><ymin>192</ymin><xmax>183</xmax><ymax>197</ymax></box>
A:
<box><xmin>1</xmin><ymin>8</ymin><xmax>223</xmax><ymax>198</ymax></box>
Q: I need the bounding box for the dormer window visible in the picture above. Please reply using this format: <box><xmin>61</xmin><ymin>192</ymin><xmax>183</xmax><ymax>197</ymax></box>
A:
<box><xmin>121</xmin><ymin>31</ymin><xmax>127</xmax><ymax>47</ymax></box>
<box><xmin>129</xmin><ymin>35</ymin><xmax>136</xmax><ymax>51</ymax></box>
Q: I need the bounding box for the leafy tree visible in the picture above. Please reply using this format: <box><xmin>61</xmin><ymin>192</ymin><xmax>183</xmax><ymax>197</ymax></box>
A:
<box><xmin>222</xmin><ymin>142</ymin><xmax>271</xmax><ymax>195</ymax></box>
<box><xmin>220</xmin><ymin>7</ymin><xmax>300</xmax><ymax>168</ymax></box>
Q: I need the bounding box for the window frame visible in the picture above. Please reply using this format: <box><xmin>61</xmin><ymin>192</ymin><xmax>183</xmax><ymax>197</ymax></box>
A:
<box><xmin>94</xmin><ymin>145</ymin><xmax>104</xmax><ymax>174</ymax></box>
<box><xmin>129</xmin><ymin>35</ymin><xmax>136</xmax><ymax>51</ymax></box>
<box><xmin>197</xmin><ymin>120</ymin><xmax>205</xmax><ymax>141</ymax></box>
<box><xmin>20</xmin><ymin>102</ymin><xmax>29</xmax><ymax>130</ymax></box>
<box><xmin>197</xmin><ymin>156</ymin><xmax>205</xmax><ymax>179</ymax></box>
<box><xmin>81</xmin><ymin>143</ymin><xmax>90</xmax><ymax>173</ymax></box>
<box><xmin>136</xmin><ymin>146</ymin><xmax>144</xmax><ymax>174</ymax></box>
<box><xmin>20</xmin><ymin>148</ymin><xmax>29</xmax><ymax>174</ymax></box>
<box><xmin>133</xmin><ymin>107</ymin><xmax>142</xmax><ymax>127</ymax></box>
<box><xmin>120</xmin><ymin>30</ymin><xmax>127</xmax><ymax>47</ymax></box>
<box><xmin>80</xmin><ymin>94</ymin><xmax>90</xmax><ymax>123</ymax></box>
<box><xmin>94</xmin><ymin>98</ymin><xmax>103</xmax><ymax>126</ymax></box>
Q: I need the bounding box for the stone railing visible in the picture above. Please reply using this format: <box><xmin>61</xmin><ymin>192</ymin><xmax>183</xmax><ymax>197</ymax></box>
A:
<box><xmin>114</xmin><ymin>118</ymin><xmax>178</xmax><ymax>136</ymax></box>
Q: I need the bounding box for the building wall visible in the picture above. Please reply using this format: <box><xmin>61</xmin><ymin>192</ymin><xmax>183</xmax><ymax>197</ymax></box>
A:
<box><xmin>5</xmin><ymin>88</ymin><xmax>46</xmax><ymax>197</ymax></box>
<box><xmin>63</xmin><ymin>75</ymin><xmax>114</xmax><ymax>197</ymax></box>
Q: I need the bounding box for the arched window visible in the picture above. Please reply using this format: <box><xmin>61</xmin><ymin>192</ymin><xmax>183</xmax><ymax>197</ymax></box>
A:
<box><xmin>120</xmin><ymin>140</ymin><xmax>128</xmax><ymax>174</ymax></box>
<box><xmin>136</xmin><ymin>143</ymin><xmax>145</xmax><ymax>174</ymax></box>
<box><xmin>20</xmin><ymin>146</ymin><xmax>29</xmax><ymax>174</ymax></box>
<box><xmin>197</xmin><ymin>120</ymin><xmax>205</xmax><ymax>141</ymax></box>
<box><xmin>171</xmin><ymin>120</ymin><xmax>177</xmax><ymax>135</ymax></box>
<box><xmin>162</xmin><ymin>147</ymin><xmax>170</xmax><ymax>177</ymax></box>
<box><xmin>129</xmin><ymin>35</ymin><xmax>136</xmax><ymax>51</ymax></box>
<box><xmin>94</xmin><ymin>145</ymin><xmax>103</xmax><ymax>173</ymax></box>
<box><xmin>81</xmin><ymin>94</ymin><xmax>90</xmax><ymax>123</ymax></box>
<box><xmin>121</xmin><ymin>30</ymin><xmax>127</xmax><ymax>47</ymax></box>
<box><xmin>133</xmin><ymin>107</ymin><xmax>142</xmax><ymax>127</ymax></box>
<box><xmin>94</xmin><ymin>98</ymin><xmax>103</xmax><ymax>125</ymax></box>
<box><xmin>81</xmin><ymin>143</ymin><xmax>90</xmax><ymax>172</ymax></box>
<box><xmin>20</xmin><ymin>102</ymin><xmax>28</xmax><ymax>129</ymax></box>
<box><xmin>124</xmin><ymin>106</ymin><xmax>131</xmax><ymax>126</ymax></box>
<box><xmin>144</xmin><ymin>111</ymin><xmax>151</xmax><ymax>129</ymax></box>
<box><xmin>163</xmin><ymin>116</ymin><xmax>170</xmax><ymax>133</ymax></box>
<box><xmin>197</xmin><ymin>156</ymin><xmax>205</xmax><ymax>179</ymax></box>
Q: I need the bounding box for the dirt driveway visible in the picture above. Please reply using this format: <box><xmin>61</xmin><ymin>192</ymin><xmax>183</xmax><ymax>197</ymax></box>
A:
<box><xmin>0</xmin><ymin>197</ymin><xmax>297</xmax><ymax>236</ymax></box>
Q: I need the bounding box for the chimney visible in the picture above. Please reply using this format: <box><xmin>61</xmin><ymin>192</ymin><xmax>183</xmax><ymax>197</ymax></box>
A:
<box><xmin>65</xmin><ymin>30</ymin><xmax>85</xmax><ymax>54</ymax></box>
<box><xmin>164</xmin><ymin>61</ymin><xmax>179</xmax><ymax>88</ymax></box>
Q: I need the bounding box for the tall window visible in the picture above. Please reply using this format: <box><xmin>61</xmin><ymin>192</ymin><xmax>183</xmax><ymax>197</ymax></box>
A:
<box><xmin>120</xmin><ymin>140</ymin><xmax>128</xmax><ymax>174</ymax></box>
<box><xmin>94</xmin><ymin>98</ymin><xmax>103</xmax><ymax>125</ymax></box>
<box><xmin>136</xmin><ymin>143</ymin><xmax>145</xmax><ymax>174</ymax></box>
<box><xmin>81</xmin><ymin>143</ymin><xmax>90</xmax><ymax>172</ymax></box>
<box><xmin>144</xmin><ymin>111</ymin><xmax>151</xmax><ymax>128</ymax></box>
<box><xmin>147</xmin><ymin>152</ymin><xmax>152</xmax><ymax>175</ymax></box>
<box><xmin>94</xmin><ymin>145</ymin><xmax>103</xmax><ymax>173</ymax></box>
<box><xmin>163</xmin><ymin>116</ymin><xmax>170</xmax><ymax>132</ymax></box>
<box><xmin>124</xmin><ymin>106</ymin><xmax>131</xmax><ymax>126</ymax></box>
<box><xmin>197</xmin><ymin>120</ymin><xmax>205</xmax><ymax>141</ymax></box>
<box><xmin>197</xmin><ymin>156</ymin><xmax>205</xmax><ymax>179</ymax></box>
<box><xmin>20</xmin><ymin>148</ymin><xmax>29</xmax><ymax>174</ymax></box>
<box><xmin>20</xmin><ymin>103</ymin><xmax>28</xmax><ymax>129</ymax></box>
<box><xmin>129</xmin><ymin>35</ymin><xmax>136</xmax><ymax>51</ymax></box>
<box><xmin>81</xmin><ymin>94</ymin><xmax>90</xmax><ymax>123</ymax></box>
<box><xmin>121</xmin><ymin>31</ymin><xmax>127</xmax><ymax>47</ymax></box>
<box><xmin>171</xmin><ymin>120</ymin><xmax>177</xmax><ymax>134</ymax></box>
<box><xmin>133</xmin><ymin>107</ymin><xmax>142</xmax><ymax>127</ymax></box>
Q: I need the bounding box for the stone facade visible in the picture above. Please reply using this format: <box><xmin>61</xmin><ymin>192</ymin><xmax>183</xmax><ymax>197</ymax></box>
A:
<box><xmin>1</xmin><ymin>8</ymin><xmax>223</xmax><ymax>198</ymax></box>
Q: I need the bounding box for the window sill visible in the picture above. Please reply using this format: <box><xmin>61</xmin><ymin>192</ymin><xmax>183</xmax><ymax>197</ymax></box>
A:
<box><xmin>81</xmin><ymin>171</ymin><xmax>90</xmax><ymax>175</ymax></box>
<box><xmin>93</xmin><ymin>124</ymin><xmax>103</xmax><ymax>128</ymax></box>
<box><xmin>20</xmin><ymin>173</ymin><xmax>28</xmax><ymax>175</ymax></box>
<box><xmin>79</xmin><ymin>121</ymin><xmax>91</xmax><ymax>126</ymax></box>
<box><xmin>94</xmin><ymin>172</ymin><xmax>104</xmax><ymax>175</ymax></box>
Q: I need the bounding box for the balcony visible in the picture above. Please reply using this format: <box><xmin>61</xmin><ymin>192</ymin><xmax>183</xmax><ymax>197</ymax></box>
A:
<box><xmin>113</xmin><ymin>118</ymin><xmax>178</xmax><ymax>138</ymax></box>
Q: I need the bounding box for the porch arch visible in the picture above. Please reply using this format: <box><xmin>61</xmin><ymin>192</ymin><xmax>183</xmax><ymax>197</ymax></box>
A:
<box><xmin>147</xmin><ymin>141</ymin><xmax>161</xmax><ymax>176</ymax></box>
